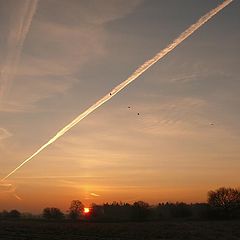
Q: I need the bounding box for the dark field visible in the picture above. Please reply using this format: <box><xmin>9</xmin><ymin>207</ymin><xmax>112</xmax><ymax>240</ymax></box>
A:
<box><xmin>1</xmin><ymin>220</ymin><xmax>240</xmax><ymax>240</ymax></box>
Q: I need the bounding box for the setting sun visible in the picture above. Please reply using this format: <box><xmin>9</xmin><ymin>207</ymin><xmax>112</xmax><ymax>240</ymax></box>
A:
<box><xmin>84</xmin><ymin>208</ymin><xmax>90</xmax><ymax>214</ymax></box>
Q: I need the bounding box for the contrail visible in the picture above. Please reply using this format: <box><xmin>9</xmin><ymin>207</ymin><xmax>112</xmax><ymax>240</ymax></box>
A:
<box><xmin>0</xmin><ymin>182</ymin><xmax>22</xmax><ymax>200</ymax></box>
<box><xmin>0</xmin><ymin>0</ymin><xmax>233</xmax><ymax>182</ymax></box>
<box><xmin>0</xmin><ymin>0</ymin><xmax>38</xmax><ymax>102</ymax></box>
<box><xmin>13</xmin><ymin>193</ymin><xmax>22</xmax><ymax>201</ymax></box>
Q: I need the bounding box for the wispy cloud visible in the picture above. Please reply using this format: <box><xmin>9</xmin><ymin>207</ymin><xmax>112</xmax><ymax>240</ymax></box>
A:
<box><xmin>0</xmin><ymin>183</ymin><xmax>12</xmax><ymax>191</ymax></box>
<box><xmin>90</xmin><ymin>192</ymin><xmax>100</xmax><ymax>197</ymax></box>
<box><xmin>0</xmin><ymin>128</ymin><xmax>12</xmax><ymax>140</ymax></box>
<box><xmin>0</xmin><ymin>182</ymin><xmax>22</xmax><ymax>201</ymax></box>
<box><xmin>0</xmin><ymin>0</ymin><xmax>145</xmax><ymax>114</ymax></box>
<box><xmin>169</xmin><ymin>74</ymin><xmax>199</xmax><ymax>83</ymax></box>
<box><xmin>39</xmin><ymin>0</ymin><xmax>143</xmax><ymax>26</ymax></box>
<box><xmin>0</xmin><ymin>0</ymin><xmax>38</xmax><ymax>103</ymax></box>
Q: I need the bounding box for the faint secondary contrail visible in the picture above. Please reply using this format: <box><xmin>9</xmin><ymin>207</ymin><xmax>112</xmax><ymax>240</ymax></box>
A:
<box><xmin>1</xmin><ymin>0</ymin><xmax>233</xmax><ymax>181</ymax></box>
<box><xmin>0</xmin><ymin>0</ymin><xmax>38</xmax><ymax>102</ymax></box>
<box><xmin>0</xmin><ymin>182</ymin><xmax>22</xmax><ymax>200</ymax></box>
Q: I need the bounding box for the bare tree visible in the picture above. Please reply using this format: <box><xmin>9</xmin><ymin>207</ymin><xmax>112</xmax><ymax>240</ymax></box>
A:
<box><xmin>69</xmin><ymin>200</ymin><xmax>84</xmax><ymax>220</ymax></box>
<box><xmin>208</xmin><ymin>187</ymin><xmax>240</xmax><ymax>218</ymax></box>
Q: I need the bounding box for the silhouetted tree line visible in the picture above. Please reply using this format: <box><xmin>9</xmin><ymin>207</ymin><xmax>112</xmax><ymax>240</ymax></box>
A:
<box><xmin>0</xmin><ymin>209</ymin><xmax>21</xmax><ymax>219</ymax></box>
<box><xmin>1</xmin><ymin>187</ymin><xmax>240</xmax><ymax>221</ymax></box>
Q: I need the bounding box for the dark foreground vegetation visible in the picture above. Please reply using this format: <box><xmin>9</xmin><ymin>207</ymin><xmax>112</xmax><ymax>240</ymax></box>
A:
<box><xmin>1</xmin><ymin>219</ymin><xmax>240</xmax><ymax>240</ymax></box>
<box><xmin>1</xmin><ymin>187</ymin><xmax>240</xmax><ymax>239</ymax></box>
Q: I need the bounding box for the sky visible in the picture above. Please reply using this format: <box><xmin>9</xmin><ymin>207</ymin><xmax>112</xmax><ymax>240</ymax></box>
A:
<box><xmin>0</xmin><ymin>0</ymin><xmax>239</xmax><ymax>213</ymax></box>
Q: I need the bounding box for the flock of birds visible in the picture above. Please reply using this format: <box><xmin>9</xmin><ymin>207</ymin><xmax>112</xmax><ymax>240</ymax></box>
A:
<box><xmin>109</xmin><ymin>93</ymin><xmax>140</xmax><ymax>115</ymax></box>
<box><xmin>110</xmin><ymin>93</ymin><xmax>216</xmax><ymax>124</ymax></box>
<box><xmin>128</xmin><ymin>106</ymin><xmax>140</xmax><ymax>116</ymax></box>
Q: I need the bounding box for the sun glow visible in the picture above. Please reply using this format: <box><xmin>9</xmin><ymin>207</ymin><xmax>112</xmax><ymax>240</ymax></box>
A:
<box><xmin>84</xmin><ymin>207</ymin><xmax>90</xmax><ymax>214</ymax></box>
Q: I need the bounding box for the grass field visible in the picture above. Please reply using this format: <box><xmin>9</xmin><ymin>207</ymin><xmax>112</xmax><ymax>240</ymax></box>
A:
<box><xmin>0</xmin><ymin>220</ymin><xmax>240</xmax><ymax>240</ymax></box>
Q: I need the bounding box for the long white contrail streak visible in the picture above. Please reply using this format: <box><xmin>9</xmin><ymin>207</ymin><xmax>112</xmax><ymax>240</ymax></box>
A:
<box><xmin>1</xmin><ymin>0</ymin><xmax>233</xmax><ymax>181</ymax></box>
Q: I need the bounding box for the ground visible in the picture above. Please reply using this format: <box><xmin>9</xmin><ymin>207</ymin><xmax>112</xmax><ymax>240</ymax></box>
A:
<box><xmin>0</xmin><ymin>220</ymin><xmax>240</xmax><ymax>240</ymax></box>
